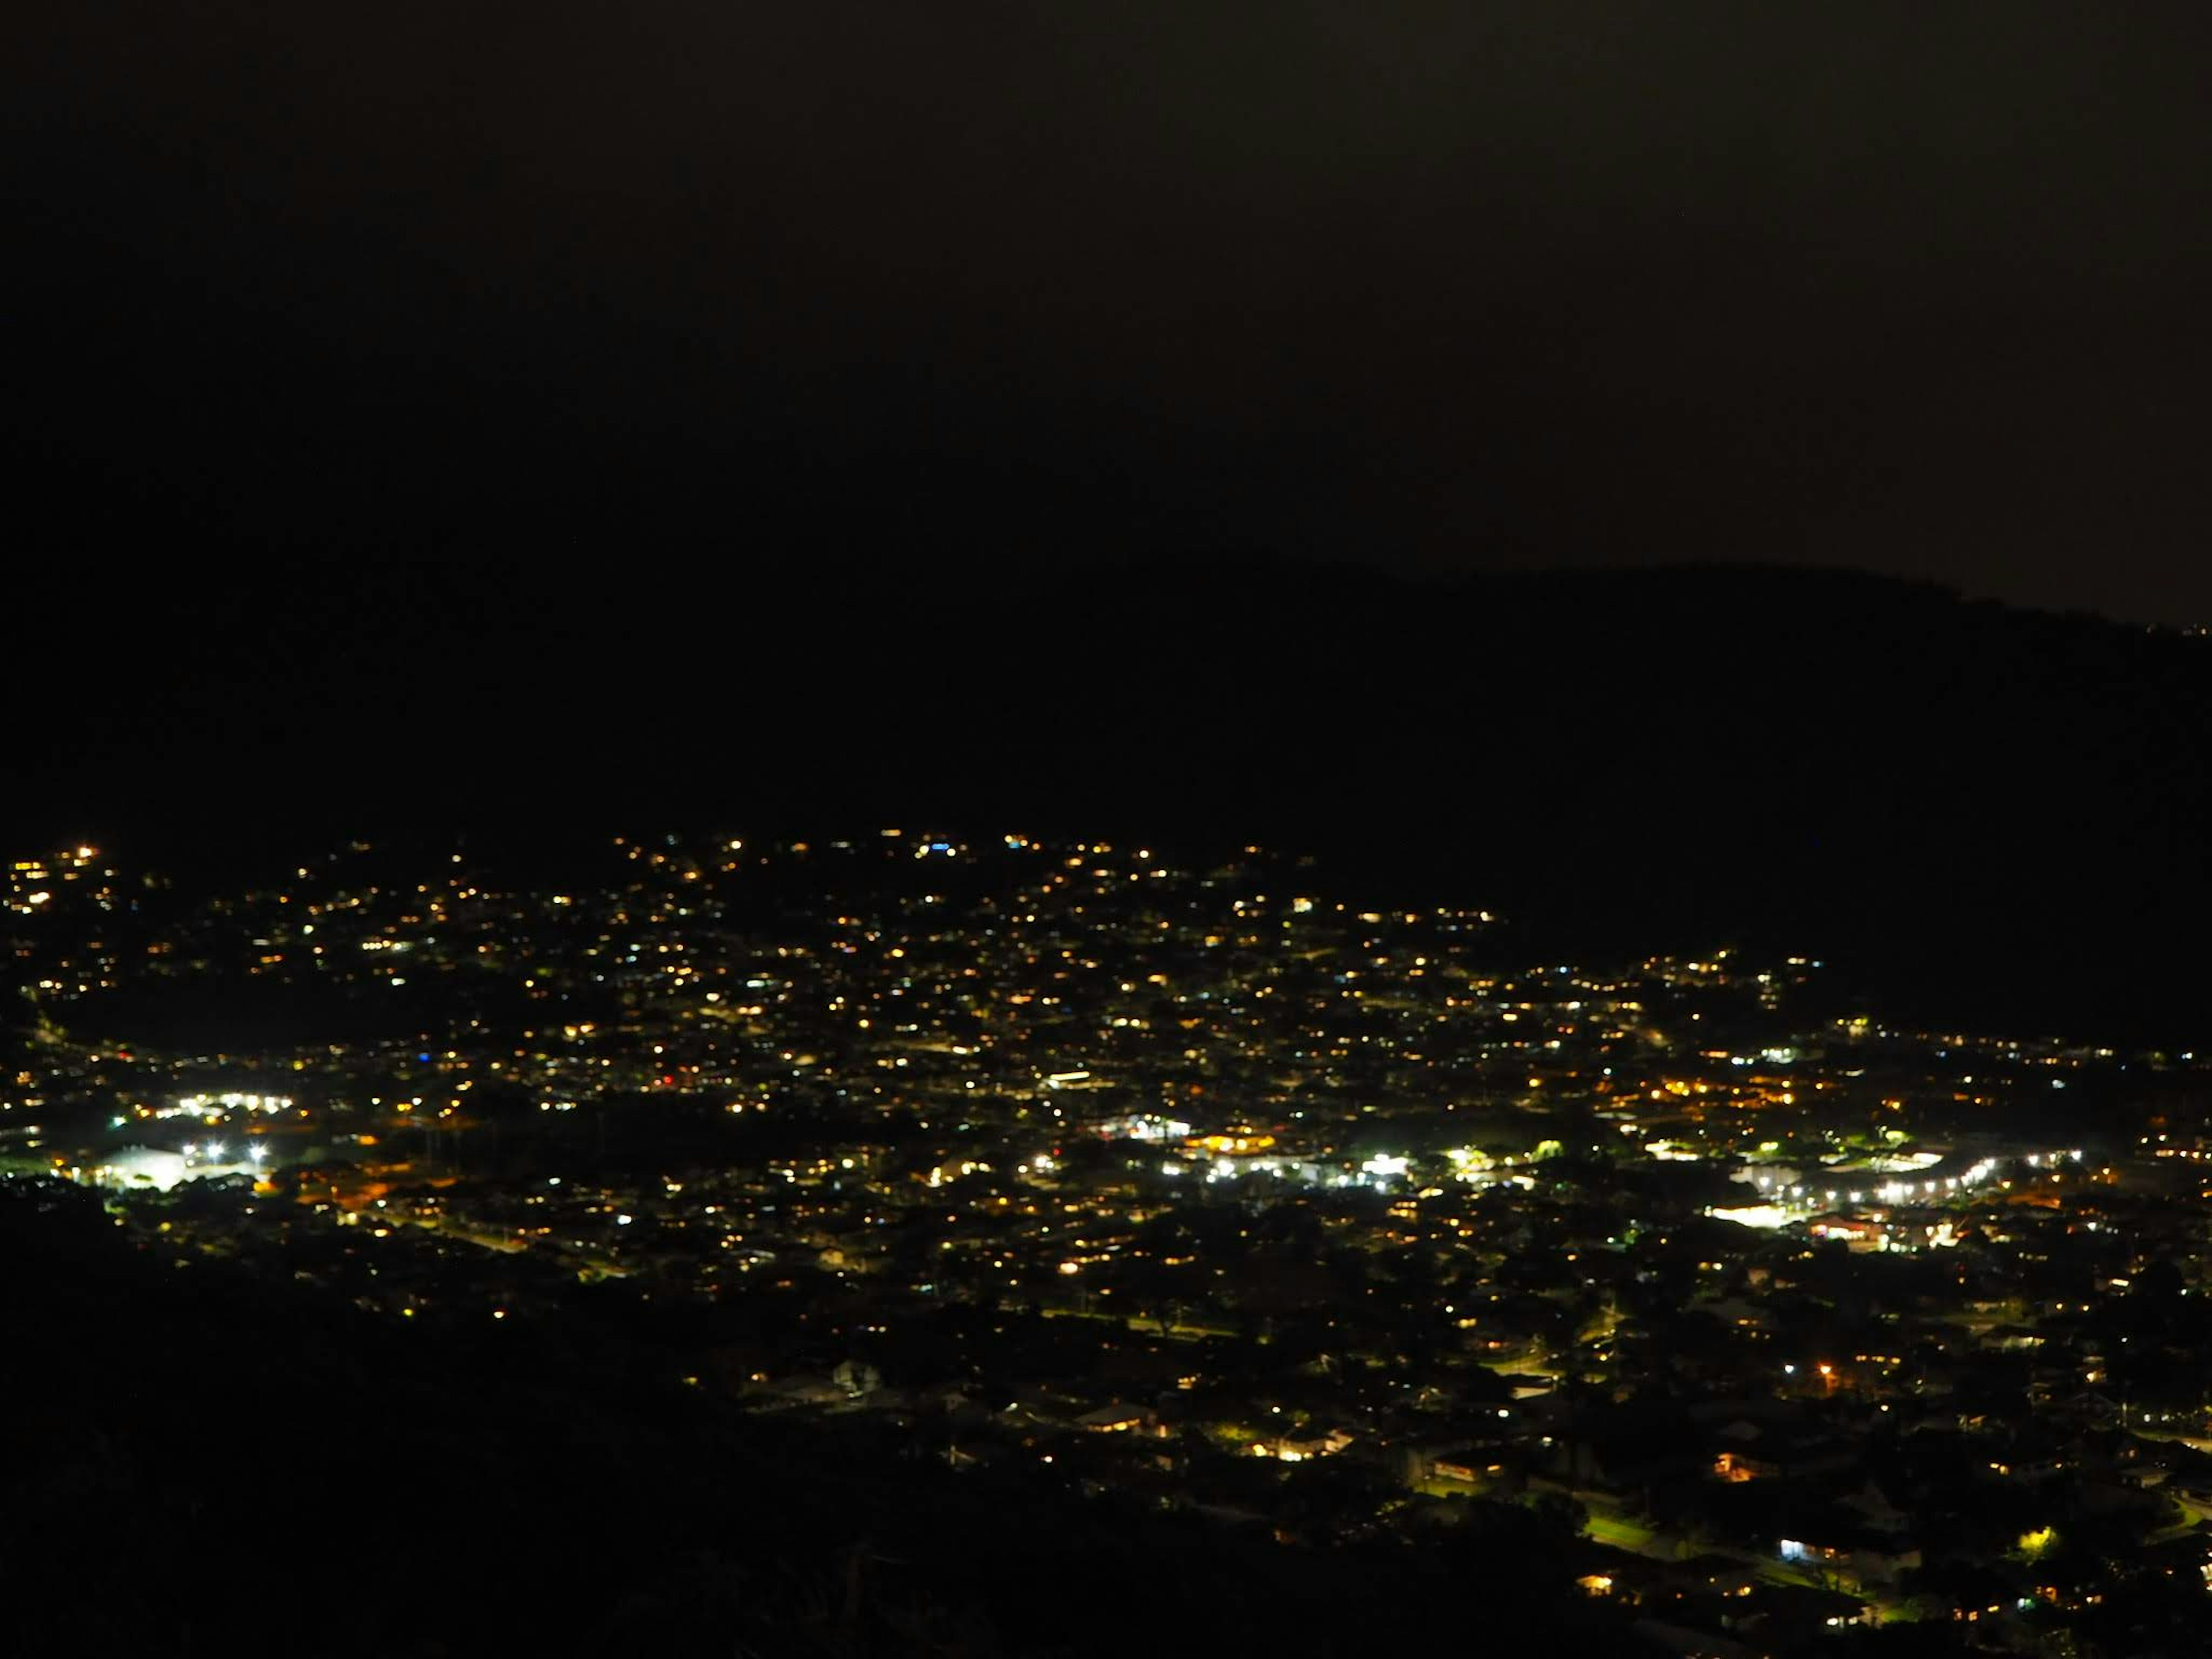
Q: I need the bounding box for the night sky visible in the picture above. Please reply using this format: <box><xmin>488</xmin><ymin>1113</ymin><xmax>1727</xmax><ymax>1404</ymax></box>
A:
<box><xmin>12</xmin><ymin>3</ymin><xmax>2212</xmax><ymax>622</ymax></box>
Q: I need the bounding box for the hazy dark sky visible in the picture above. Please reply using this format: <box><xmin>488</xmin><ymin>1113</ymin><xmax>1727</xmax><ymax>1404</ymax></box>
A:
<box><xmin>14</xmin><ymin>3</ymin><xmax>2212</xmax><ymax>622</ymax></box>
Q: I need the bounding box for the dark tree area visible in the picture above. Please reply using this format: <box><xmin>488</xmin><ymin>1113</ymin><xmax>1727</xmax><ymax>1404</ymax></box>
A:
<box><xmin>2</xmin><ymin>1181</ymin><xmax>1647</xmax><ymax>1657</ymax></box>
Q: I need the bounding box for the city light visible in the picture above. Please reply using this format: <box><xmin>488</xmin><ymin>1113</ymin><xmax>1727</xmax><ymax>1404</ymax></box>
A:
<box><xmin>10</xmin><ymin>828</ymin><xmax>2190</xmax><ymax>1638</ymax></box>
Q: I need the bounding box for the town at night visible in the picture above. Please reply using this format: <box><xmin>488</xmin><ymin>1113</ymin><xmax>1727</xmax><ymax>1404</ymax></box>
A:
<box><xmin>16</xmin><ymin>5</ymin><xmax>2212</xmax><ymax>1653</ymax></box>
<box><xmin>11</xmin><ymin>831</ymin><xmax>2212</xmax><ymax>1654</ymax></box>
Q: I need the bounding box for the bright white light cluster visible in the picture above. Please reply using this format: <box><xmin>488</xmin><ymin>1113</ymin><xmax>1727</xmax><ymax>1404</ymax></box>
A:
<box><xmin>1719</xmin><ymin>1147</ymin><xmax>2086</xmax><ymax>1229</ymax></box>
<box><xmin>158</xmin><ymin>1092</ymin><xmax>293</xmax><ymax>1120</ymax></box>
<box><xmin>1093</xmin><ymin>1113</ymin><xmax>1191</xmax><ymax>1143</ymax></box>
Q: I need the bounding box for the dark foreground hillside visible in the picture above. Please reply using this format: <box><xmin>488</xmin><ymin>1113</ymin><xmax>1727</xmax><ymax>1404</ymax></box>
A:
<box><xmin>2</xmin><ymin>1180</ymin><xmax>1644</xmax><ymax>1659</ymax></box>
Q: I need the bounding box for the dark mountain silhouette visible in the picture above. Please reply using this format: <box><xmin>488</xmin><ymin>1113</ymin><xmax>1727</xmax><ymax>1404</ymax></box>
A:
<box><xmin>12</xmin><ymin>558</ymin><xmax>2207</xmax><ymax>1048</ymax></box>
